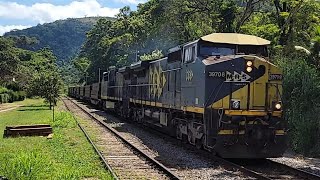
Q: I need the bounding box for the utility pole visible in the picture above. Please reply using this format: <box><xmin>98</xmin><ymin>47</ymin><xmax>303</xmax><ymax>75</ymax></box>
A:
<box><xmin>85</xmin><ymin>73</ymin><xmax>88</xmax><ymax>85</ymax></box>
<box><xmin>99</xmin><ymin>68</ymin><xmax>101</xmax><ymax>83</ymax></box>
<box><xmin>136</xmin><ymin>50</ymin><xmax>140</xmax><ymax>62</ymax></box>
<box><xmin>52</xmin><ymin>103</ymin><xmax>55</xmax><ymax>122</ymax></box>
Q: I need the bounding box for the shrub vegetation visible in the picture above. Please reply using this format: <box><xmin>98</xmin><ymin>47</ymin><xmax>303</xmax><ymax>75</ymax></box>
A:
<box><xmin>276</xmin><ymin>51</ymin><xmax>320</xmax><ymax>157</ymax></box>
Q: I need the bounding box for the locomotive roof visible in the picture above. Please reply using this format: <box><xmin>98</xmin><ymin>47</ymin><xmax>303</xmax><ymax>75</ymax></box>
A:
<box><xmin>130</xmin><ymin>60</ymin><xmax>151</xmax><ymax>71</ymax></box>
<box><xmin>200</xmin><ymin>33</ymin><xmax>270</xmax><ymax>46</ymax></box>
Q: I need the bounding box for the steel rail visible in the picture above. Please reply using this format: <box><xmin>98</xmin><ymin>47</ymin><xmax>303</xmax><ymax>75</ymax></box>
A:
<box><xmin>266</xmin><ymin>159</ymin><xmax>320</xmax><ymax>180</ymax></box>
<box><xmin>140</xmin><ymin>123</ymin><xmax>272</xmax><ymax>180</ymax></box>
<box><xmin>67</xmin><ymin>97</ymin><xmax>271</xmax><ymax>180</ymax></box>
<box><xmin>213</xmin><ymin>157</ymin><xmax>271</xmax><ymax>180</ymax></box>
<box><xmin>62</xmin><ymin>98</ymin><xmax>119</xmax><ymax>180</ymax></box>
<box><xmin>66</xmin><ymin>96</ymin><xmax>320</xmax><ymax>180</ymax></box>
<box><xmin>66</xmin><ymin>97</ymin><xmax>180</xmax><ymax>180</ymax></box>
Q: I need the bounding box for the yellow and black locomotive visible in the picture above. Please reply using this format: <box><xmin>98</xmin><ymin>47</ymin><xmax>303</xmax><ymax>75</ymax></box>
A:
<box><xmin>69</xmin><ymin>33</ymin><xmax>286</xmax><ymax>158</ymax></box>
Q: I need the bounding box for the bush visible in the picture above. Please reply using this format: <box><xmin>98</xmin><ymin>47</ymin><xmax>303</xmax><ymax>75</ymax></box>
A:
<box><xmin>0</xmin><ymin>86</ymin><xmax>9</xmax><ymax>94</ymax></box>
<box><xmin>277</xmin><ymin>56</ymin><xmax>320</xmax><ymax>156</ymax></box>
<box><xmin>0</xmin><ymin>86</ymin><xmax>25</xmax><ymax>103</ymax></box>
<box><xmin>52</xmin><ymin>112</ymin><xmax>76</xmax><ymax>128</ymax></box>
<box><xmin>0</xmin><ymin>93</ymin><xmax>10</xmax><ymax>103</ymax></box>
<box><xmin>11</xmin><ymin>91</ymin><xmax>26</xmax><ymax>102</ymax></box>
<box><xmin>5</xmin><ymin>81</ymin><xmax>22</xmax><ymax>91</ymax></box>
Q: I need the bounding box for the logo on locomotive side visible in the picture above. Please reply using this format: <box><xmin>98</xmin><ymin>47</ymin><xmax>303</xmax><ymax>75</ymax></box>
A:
<box><xmin>149</xmin><ymin>64</ymin><xmax>167</xmax><ymax>98</ymax></box>
<box><xmin>209</xmin><ymin>71</ymin><xmax>251</xmax><ymax>82</ymax></box>
<box><xmin>186</xmin><ymin>69</ymin><xmax>194</xmax><ymax>81</ymax></box>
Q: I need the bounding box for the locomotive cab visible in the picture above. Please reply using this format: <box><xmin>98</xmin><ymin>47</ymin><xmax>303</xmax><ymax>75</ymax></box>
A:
<box><xmin>176</xmin><ymin>33</ymin><xmax>286</xmax><ymax>158</ymax></box>
<box><xmin>195</xmin><ymin>33</ymin><xmax>286</xmax><ymax>158</ymax></box>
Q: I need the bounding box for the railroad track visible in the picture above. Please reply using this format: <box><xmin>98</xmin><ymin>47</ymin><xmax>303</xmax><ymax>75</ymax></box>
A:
<box><xmin>266</xmin><ymin>159</ymin><xmax>320</xmax><ymax>180</ymax></box>
<box><xmin>229</xmin><ymin>158</ymin><xmax>320</xmax><ymax>180</ymax></box>
<box><xmin>143</xmin><ymin>128</ymin><xmax>320</xmax><ymax>180</ymax></box>
<box><xmin>149</xmin><ymin>125</ymin><xmax>320</xmax><ymax>180</ymax></box>
<box><xmin>62</xmin><ymin>97</ymin><xmax>180</xmax><ymax>180</ymax></box>
<box><xmin>65</xmin><ymin>97</ymin><xmax>320</xmax><ymax>180</ymax></box>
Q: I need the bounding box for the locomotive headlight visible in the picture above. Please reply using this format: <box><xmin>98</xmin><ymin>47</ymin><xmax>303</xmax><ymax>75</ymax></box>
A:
<box><xmin>275</xmin><ymin>103</ymin><xmax>282</xmax><ymax>110</ymax></box>
<box><xmin>246</xmin><ymin>61</ymin><xmax>253</xmax><ymax>67</ymax></box>
<box><xmin>246</xmin><ymin>67</ymin><xmax>253</xmax><ymax>73</ymax></box>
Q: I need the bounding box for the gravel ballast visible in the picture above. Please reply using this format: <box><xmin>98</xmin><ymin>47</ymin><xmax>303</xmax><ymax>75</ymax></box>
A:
<box><xmin>72</xmin><ymin>99</ymin><xmax>320</xmax><ymax>179</ymax></box>
<box><xmin>73</xmin><ymin>100</ymin><xmax>250</xmax><ymax>180</ymax></box>
<box><xmin>270</xmin><ymin>152</ymin><xmax>320</xmax><ymax>176</ymax></box>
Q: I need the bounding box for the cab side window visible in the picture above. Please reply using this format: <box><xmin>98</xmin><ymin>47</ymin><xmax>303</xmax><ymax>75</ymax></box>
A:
<box><xmin>168</xmin><ymin>49</ymin><xmax>182</xmax><ymax>63</ymax></box>
<box><xmin>184</xmin><ymin>45</ymin><xmax>196</xmax><ymax>63</ymax></box>
<box><xmin>103</xmin><ymin>73</ymin><xmax>109</xmax><ymax>81</ymax></box>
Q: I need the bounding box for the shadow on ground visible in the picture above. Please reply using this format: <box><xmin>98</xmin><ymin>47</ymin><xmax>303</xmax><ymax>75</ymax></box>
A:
<box><xmin>22</xmin><ymin>105</ymin><xmax>49</xmax><ymax>108</ymax></box>
<box><xmin>18</xmin><ymin>107</ymin><xmax>50</xmax><ymax>111</ymax></box>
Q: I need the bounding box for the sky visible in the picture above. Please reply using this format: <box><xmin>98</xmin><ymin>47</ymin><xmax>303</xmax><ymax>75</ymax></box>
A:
<box><xmin>0</xmin><ymin>0</ymin><xmax>147</xmax><ymax>35</ymax></box>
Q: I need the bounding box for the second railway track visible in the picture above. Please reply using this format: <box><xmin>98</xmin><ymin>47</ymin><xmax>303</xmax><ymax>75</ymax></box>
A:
<box><xmin>62</xmin><ymin>97</ymin><xmax>180</xmax><ymax>180</ymax></box>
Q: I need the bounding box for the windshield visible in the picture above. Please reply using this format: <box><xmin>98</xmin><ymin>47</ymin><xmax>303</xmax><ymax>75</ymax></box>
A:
<box><xmin>200</xmin><ymin>46</ymin><xmax>235</xmax><ymax>56</ymax></box>
<box><xmin>199</xmin><ymin>44</ymin><xmax>268</xmax><ymax>57</ymax></box>
<box><xmin>238</xmin><ymin>45</ymin><xmax>268</xmax><ymax>57</ymax></box>
<box><xmin>199</xmin><ymin>43</ymin><xmax>236</xmax><ymax>56</ymax></box>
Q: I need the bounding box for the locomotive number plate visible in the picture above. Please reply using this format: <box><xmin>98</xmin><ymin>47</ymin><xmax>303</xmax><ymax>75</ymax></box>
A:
<box><xmin>269</xmin><ymin>74</ymin><xmax>283</xmax><ymax>81</ymax></box>
<box><xmin>208</xmin><ymin>71</ymin><xmax>251</xmax><ymax>82</ymax></box>
<box><xmin>208</xmin><ymin>71</ymin><xmax>225</xmax><ymax>78</ymax></box>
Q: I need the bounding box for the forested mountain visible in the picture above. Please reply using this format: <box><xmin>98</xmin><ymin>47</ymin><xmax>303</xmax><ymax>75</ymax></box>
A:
<box><xmin>4</xmin><ymin>17</ymin><xmax>113</xmax><ymax>65</ymax></box>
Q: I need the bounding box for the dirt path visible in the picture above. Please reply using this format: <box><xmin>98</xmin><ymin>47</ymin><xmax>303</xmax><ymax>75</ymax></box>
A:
<box><xmin>0</xmin><ymin>105</ymin><xmax>22</xmax><ymax>113</ymax></box>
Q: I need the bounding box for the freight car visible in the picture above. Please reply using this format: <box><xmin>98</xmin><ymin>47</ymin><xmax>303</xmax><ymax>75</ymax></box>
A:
<box><xmin>69</xmin><ymin>33</ymin><xmax>287</xmax><ymax>158</ymax></box>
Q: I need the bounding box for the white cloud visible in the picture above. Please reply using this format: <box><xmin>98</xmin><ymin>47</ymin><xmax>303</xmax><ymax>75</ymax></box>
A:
<box><xmin>0</xmin><ymin>0</ymin><xmax>120</xmax><ymax>24</ymax></box>
<box><xmin>114</xmin><ymin>0</ymin><xmax>146</xmax><ymax>5</ymax></box>
<box><xmin>0</xmin><ymin>25</ymin><xmax>31</xmax><ymax>35</ymax></box>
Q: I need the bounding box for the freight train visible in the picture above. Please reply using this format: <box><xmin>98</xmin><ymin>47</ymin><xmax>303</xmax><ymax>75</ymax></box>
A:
<box><xmin>69</xmin><ymin>33</ymin><xmax>287</xmax><ymax>158</ymax></box>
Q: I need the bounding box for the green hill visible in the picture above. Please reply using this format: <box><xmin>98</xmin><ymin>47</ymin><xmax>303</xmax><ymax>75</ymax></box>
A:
<box><xmin>4</xmin><ymin>17</ymin><xmax>114</xmax><ymax>65</ymax></box>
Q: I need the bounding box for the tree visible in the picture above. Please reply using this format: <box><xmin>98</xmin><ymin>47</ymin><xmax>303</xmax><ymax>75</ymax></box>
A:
<box><xmin>278</xmin><ymin>55</ymin><xmax>320</xmax><ymax>156</ymax></box>
<box><xmin>311</xmin><ymin>26</ymin><xmax>320</xmax><ymax>65</ymax></box>
<box><xmin>29</xmin><ymin>72</ymin><xmax>62</xmax><ymax>109</ymax></box>
<box><xmin>235</xmin><ymin>0</ymin><xmax>268</xmax><ymax>32</ymax></box>
<box><xmin>72</xmin><ymin>57</ymin><xmax>91</xmax><ymax>83</ymax></box>
<box><xmin>140</xmin><ymin>49</ymin><xmax>163</xmax><ymax>61</ymax></box>
<box><xmin>7</xmin><ymin>35</ymin><xmax>39</xmax><ymax>48</ymax></box>
<box><xmin>0</xmin><ymin>37</ymin><xmax>20</xmax><ymax>83</ymax></box>
<box><xmin>27</xmin><ymin>48</ymin><xmax>63</xmax><ymax>108</ymax></box>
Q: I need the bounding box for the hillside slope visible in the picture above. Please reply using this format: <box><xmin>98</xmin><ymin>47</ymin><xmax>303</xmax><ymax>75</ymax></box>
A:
<box><xmin>4</xmin><ymin>17</ymin><xmax>113</xmax><ymax>65</ymax></box>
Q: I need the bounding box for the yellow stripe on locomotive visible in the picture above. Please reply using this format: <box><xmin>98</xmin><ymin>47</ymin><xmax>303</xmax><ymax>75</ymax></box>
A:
<box><xmin>210</xmin><ymin>55</ymin><xmax>283</xmax><ymax>115</ymax></box>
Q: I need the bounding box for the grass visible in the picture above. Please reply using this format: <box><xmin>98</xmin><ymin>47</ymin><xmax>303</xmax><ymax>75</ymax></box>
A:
<box><xmin>0</xmin><ymin>98</ymin><xmax>112</xmax><ymax>179</ymax></box>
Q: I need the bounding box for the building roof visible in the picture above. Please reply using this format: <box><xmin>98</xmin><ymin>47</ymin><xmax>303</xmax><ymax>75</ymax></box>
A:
<box><xmin>200</xmin><ymin>33</ymin><xmax>270</xmax><ymax>45</ymax></box>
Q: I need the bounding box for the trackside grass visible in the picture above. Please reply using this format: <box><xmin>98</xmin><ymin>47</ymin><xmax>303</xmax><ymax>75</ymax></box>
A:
<box><xmin>0</xmin><ymin>98</ymin><xmax>112</xmax><ymax>179</ymax></box>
